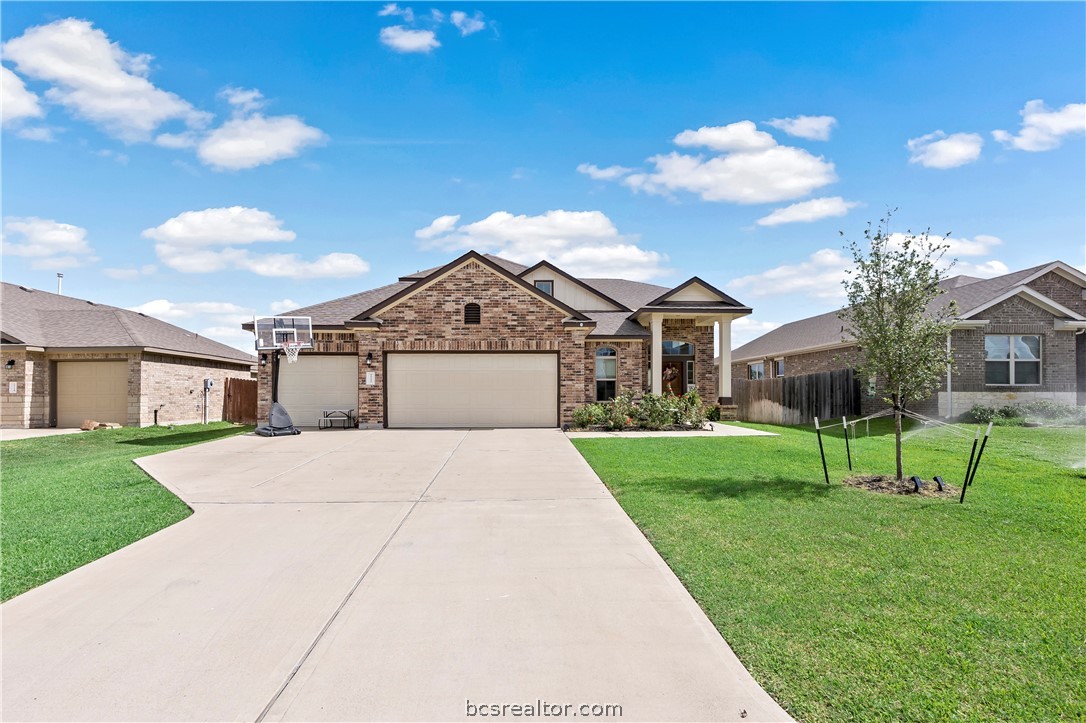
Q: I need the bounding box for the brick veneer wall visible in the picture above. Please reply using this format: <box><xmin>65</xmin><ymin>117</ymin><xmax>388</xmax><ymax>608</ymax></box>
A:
<box><xmin>1027</xmin><ymin>271</ymin><xmax>1086</xmax><ymax>317</ymax></box>
<box><xmin>584</xmin><ymin>340</ymin><xmax>647</xmax><ymax>401</ymax></box>
<box><xmin>352</xmin><ymin>260</ymin><xmax>589</xmax><ymax>426</ymax></box>
<box><xmin>0</xmin><ymin>350</ymin><xmax>47</xmax><ymax>427</ymax></box>
<box><xmin>662</xmin><ymin>319</ymin><xmax>717</xmax><ymax>397</ymax></box>
<box><xmin>140</xmin><ymin>353</ymin><xmax>253</xmax><ymax>426</ymax></box>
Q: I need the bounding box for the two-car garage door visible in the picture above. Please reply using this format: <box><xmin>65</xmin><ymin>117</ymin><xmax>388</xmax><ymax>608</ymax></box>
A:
<box><xmin>386</xmin><ymin>353</ymin><xmax>557</xmax><ymax>428</ymax></box>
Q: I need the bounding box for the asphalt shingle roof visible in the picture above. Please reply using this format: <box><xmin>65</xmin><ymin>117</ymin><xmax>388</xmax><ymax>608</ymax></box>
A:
<box><xmin>1</xmin><ymin>282</ymin><xmax>255</xmax><ymax>364</ymax></box>
<box><xmin>731</xmin><ymin>262</ymin><xmax>1067</xmax><ymax>361</ymax></box>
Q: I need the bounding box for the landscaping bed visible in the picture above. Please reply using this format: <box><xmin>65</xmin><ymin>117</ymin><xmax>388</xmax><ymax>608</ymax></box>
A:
<box><xmin>572</xmin><ymin>419</ymin><xmax>1086</xmax><ymax>721</ymax></box>
<box><xmin>843</xmin><ymin>473</ymin><xmax>958</xmax><ymax>497</ymax></box>
<box><xmin>1</xmin><ymin>422</ymin><xmax>252</xmax><ymax>601</ymax></box>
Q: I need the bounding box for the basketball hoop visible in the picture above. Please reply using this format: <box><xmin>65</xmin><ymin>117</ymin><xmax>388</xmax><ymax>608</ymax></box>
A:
<box><xmin>282</xmin><ymin>341</ymin><xmax>303</xmax><ymax>364</ymax></box>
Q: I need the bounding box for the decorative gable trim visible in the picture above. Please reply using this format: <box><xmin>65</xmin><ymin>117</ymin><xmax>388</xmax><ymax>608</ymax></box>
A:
<box><xmin>962</xmin><ymin>285</ymin><xmax>1086</xmax><ymax>321</ymax></box>
<box><xmin>644</xmin><ymin>276</ymin><xmax>747</xmax><ymax>308</ymax></box>
<box><xmin>350</xmin><ymin>250</ymin><xmax>592</xmax><ymax>323</ymax></box>
<box><xmin>517</xmin><ymin>260</ymin><xmax>631</xmax><ymax>312</ymax></box>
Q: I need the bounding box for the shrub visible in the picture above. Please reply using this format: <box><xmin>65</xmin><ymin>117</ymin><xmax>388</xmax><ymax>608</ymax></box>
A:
<box><xmin>674</xmin><ymin>389</ymin><xmax>706</xmax><ymax>427</ymax></box>
<box><xmin>571</xmin><ymin>403</ymin><xmax>608</xmax><ymax>429</ymax></box>
<box><xmin>706</xmin><ymin>404</ymin><xmax>721</xmax><ymax>422</ymax></box>
<box><xmin>604</xmin><ymin>391</ymin><xmax>638</xmax><ymax>430</ymax></box>
<box><xmin>569</xmin><ymin>389</ymin><xmax>707</xmax><ymax>430</ymax></box>
<box><xmin>1021</xmin><ymin>400</ymin><xmax>1084</xmax><ymax>421</ymax></box>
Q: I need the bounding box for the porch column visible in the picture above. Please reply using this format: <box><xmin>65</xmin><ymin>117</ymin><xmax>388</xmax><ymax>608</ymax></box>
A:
<box><xmin>717</xmin><ymin>316</ymin><xmax>732</xmax><ymax>402</ymax></box>
<box><xmin>650</xmin><ymin>314</ymin><xmax>662</xmax><ymax>395</ymax></box>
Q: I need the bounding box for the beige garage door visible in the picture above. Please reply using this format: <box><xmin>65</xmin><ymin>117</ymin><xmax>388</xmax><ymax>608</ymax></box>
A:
<box><xmin>57</xmin><ymin>361</ymin><xmax>129</xmax><ymax>427</ymax></box>
<box><xmin>387</xmin><ymin>353</ymin><xmax>558</xmax><ymax>428</ymax></box>
<box><xmin>277</xmin><ymin>355</ymin><xmax>358</xmax><ymax>427</ymax></box>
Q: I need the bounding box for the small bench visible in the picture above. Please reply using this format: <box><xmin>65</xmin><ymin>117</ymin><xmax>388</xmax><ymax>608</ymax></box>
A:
<box><xmin>318</xmin><ymin>409</ymin><xmax>356</xmax><ymax>429</ymax></box>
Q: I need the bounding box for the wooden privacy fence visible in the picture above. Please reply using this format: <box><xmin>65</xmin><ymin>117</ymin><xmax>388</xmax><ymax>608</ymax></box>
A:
<box><xmin>734</xmin><ymin>368</ymin><xmax>861</xmax><ymax>425</ymax></box>
<box><xmin>223</xmin><ymin>377</ymin><xmax>258</xmax><ymax>425</ymax></box>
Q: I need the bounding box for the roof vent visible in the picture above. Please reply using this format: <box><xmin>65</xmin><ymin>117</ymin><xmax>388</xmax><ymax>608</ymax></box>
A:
<box><xmin>86</xmin><ymin>300</ymin><xmax>96</xmax><ymax>306</ymax></box>
<box><xmin>19</xmin><ymin>286</ymin><xmax>32</xmax><ymax>292</ymax></box>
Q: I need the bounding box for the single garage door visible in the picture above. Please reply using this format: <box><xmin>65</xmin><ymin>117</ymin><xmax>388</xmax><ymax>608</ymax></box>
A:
<box><xmin>277</xmin><ymin>355</ymin><xmax>358</xmax><ymax>427</ymax></box>
<box><xmin>57</xmin><ymin>361</ymin><xmax>129</xmax><ymax>427</ymax></box>
<box><xmin>387</xmin><ymin>353</ymin><xmax>558</xmax><ymax>428</ymax></box>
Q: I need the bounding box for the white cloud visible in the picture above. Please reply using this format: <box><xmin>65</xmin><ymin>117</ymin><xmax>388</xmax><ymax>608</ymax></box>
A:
<box><xmin>143</xmin><ymin>206</ymin><xmax>369</xmax><ymax>279</ymax></box>
<box><xmin>730</xmin><ymin>317</ymin><xmax>783</xmax><ymax>348</ymax></box>
<box><xmin>907</xmin><ymin>131</ymin><xmax>984</xmax><ymax>169</ymax></box>
<box><xmin>765</xmin><ymin>115</ymin><xmax>837</xmax><ymax>141</ymax></box>
<box><xmin>269</xmin><ymin>298</ymin><xmax>299</xmax><ymax>314</ymax></box>
<box><xmin>576</xmin><ymin>163</ymin><xmax>633</xmax><ymax>181</ymax></box>
<box><xmin>415</xmin><ymin>214</ymin><xmax>461</xmax><ymax>239</ymax></box>
<box><xmin>378</xmin><ymin>3</ymin><xmax>415</xmax><ymax>22</ymax></box>
<box><xmin>415</xmin><ymin>209</ymin><xmax>669</xmax><ymax>281</ymax></box>
<box><xmin>2</xmin><ymin>19</ymin><xmax>210</xmax><ymax>142</ymax></box>
<box><xmin>992</xmin><ymin>100</ymin><xmax>1086</xmax><ymax>152</ymax></box>
<box><xmin>451</xmin><ymin>11</ymin><xmax>486</xmax><ymax>36</ymax></box>
<box><xmin>154</xmin><ymin>131</ymin><xmax>197</xmax><ymax>149</ymax></box>
<box><xmin>589</xmin><ymin>120</ymin><xmax>837</xmax><ymax>204</ymax></box>
<box><xmin>103</xmin><ymin>264</ymin><xmax>156</xmax><ymax>280</ymax></box>
<box><xmin>884</xmin><ymin>232</ymin><xmax>1007</xmax><ymax>279</ymax></box>
<box><xmin>623</xmin><ymin>146</ymin><xmax>837</xmax><ymax>204</ymax></box>
<box><xmin>129</xmin><ymin>299</ymin><xmax>251</xmax><ymax>319</ymax></box>
<box><xmin>755</xmin><ymin>197</ymin><xmax>860</xmax><ymax>227</ymax></box>
<box><xmin>16</xmin><ymin>126</ymin><xmax>55</xmax><ymax>142</ymax></box>
<box><xmin>673</xmin><ymin>121</ymin><xmax>777</xmax><ymax>152</ymax></box>
<box><xmin>1</xmin><ymin>66</ymin><xmax>43</xmax><ymax>126</ymax></box>
<box><xmin>142</xmin><ymin>206</ymin><xmax>296</xmax><ymax>246</ymax></box>
<box><xmin>196</xmin><ymin>114</ymin><xmax>326</xmax><ymax>171</ymax></box>
<box><xmin>730</xmin><ymin>249</ymin><xmax>851</xmax><ymax>301</ymax></box>
<box><xmin>431</xmin><ymin>9</ymin><xmax>446</xmax><ymax>22</ymax></box>
<box><xmin>219</xmin><ymin>86</ymin><xmax>265</xmax><ymax>115</ymax></box>
<box><xmin>2</xmin><ymin>216</ymin><xmax>97</xmax><ymax>269</ymax></box>
<box><xmin>379</xmin><ymin>26</ymin><xmax>440</xmax><ymax>53</ymax></box>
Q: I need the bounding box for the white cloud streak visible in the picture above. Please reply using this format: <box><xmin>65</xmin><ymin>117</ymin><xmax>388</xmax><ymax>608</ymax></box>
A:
<box><xmin>415</xmin><ymin>209</ymin><xmax>670</xmax><ymax>281</ymax></box>
<box><xmin>450</xmin><ymin>11</ymin><xmax>486</xmax><ymax>36</ymax></box>
<box><xmin>765</xmin><ymin>115</ymin><xmax>837</xmax><ymax>141</ymax></box>
<box><xmin>755</xmin><ymin>197</ymin><xmax>860</xmax><ymax>227</ymax></box>
<box><xmin>2</xmin><ymin>216</ymin><xmax>97</xmax><ymax>269</ymax></box>
<box><xmin>576</xmin><ymin>163</ymin><xmax>633</xmax><ymax>181</ymax></box>
<box><xmin>907</xmin><ymin>131</ymin><xmax>984</xmax><ymax>169</ymax></box>
<box><xmin>379</xmin><ymin>26</ymin><xmax>440</xmax><ymax>53</ymax></box>
<box><xmin>992</xmin><ymin>100</ymin><xmax>1086</xmax><ymax>152</ymax></box>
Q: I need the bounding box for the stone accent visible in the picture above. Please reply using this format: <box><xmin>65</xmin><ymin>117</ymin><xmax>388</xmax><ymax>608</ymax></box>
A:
<box><xmin>938</xmin><ymin>390</ymin><xmax>1077</xmax><ymax>418</ymax></box>
<box><xmin>718</xmin><ymin>404</ymin><xmax>738</xmax><ymax>421</ymax></box>
<box><xmin>584</xmin><ymin>340</ymin><xmax>647</xmax><ymax>402</ymax></box>
<box><xmin>3</xmin><ymin>348</ymin><xmax>252</xmax><ymax>429</ymax></box>
<box><xmin>343</xmin><ymin>259</ymin><xmax>587</xmax><ymax>426</ymax></box>
<box><xmin>140</xmin><ymin>353</ymin><xmax>253</xmax><ymax>426</ymax></box>
<box><xmin>661</xmin><ymin>318</ymin><xmax>716</xmax><ymax>397</ymax></box>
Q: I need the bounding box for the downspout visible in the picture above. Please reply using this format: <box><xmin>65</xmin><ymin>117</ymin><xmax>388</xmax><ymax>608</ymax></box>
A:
<box><xmin>946</xmin><ymin>332</ymin><xmax>953</xmax><ymax>420</ymax></box>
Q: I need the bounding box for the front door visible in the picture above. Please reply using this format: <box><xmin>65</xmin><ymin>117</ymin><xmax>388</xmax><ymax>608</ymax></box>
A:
<box><xmin>662</xmin><ymin>361</ymin><xmax>684</xmax><ymax>396</ymax></box>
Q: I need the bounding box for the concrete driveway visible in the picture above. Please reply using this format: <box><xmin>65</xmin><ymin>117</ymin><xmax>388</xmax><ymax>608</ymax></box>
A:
<box><xmin>2</xmin><ymin>429</ymin><xmax>791</xmax><ymax>722</ymax></box>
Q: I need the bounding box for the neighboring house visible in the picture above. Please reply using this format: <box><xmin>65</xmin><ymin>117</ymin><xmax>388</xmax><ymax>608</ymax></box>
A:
<box><xmin>244</xmin><ymin>250</ymin><xmax>751</xmax><ymax>428</ymax></box>
<box><xmin>728</xmin><ymin>260</ymin><xmax>1086</xmax><ymax>417</ymax></box>
<box><xmin>1</xmin><ymin>282</ymin><xmax>255</xmax><ymax>428</ymax></box>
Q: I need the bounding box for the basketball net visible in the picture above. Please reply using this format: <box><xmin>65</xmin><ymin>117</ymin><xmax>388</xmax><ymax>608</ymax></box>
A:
<box><xmin>282</xmin><ymin>341</ymin><xmax>302</xmax><ymax>364</ymax></box>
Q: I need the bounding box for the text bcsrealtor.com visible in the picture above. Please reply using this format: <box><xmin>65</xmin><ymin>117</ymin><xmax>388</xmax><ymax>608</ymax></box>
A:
<box><xmin>466</xmin><ymin>700</ymin><xmax>623</xmax><ymax>718</ymax></box>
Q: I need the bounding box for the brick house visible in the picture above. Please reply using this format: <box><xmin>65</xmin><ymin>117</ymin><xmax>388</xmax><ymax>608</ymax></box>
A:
<box><xmin>1</xmin><ymin>282</ymin><xmax>255</xmax><ymax>428</ymax></box>
<box><xmin>728</xmin><ymin>261</ymin><xmax>1086</xmax><ymax>417</ymax></box>
<box><xmin>244</xmin><ymin>251</ymin><xmax>751</xmax><ymax>428</ymax></box>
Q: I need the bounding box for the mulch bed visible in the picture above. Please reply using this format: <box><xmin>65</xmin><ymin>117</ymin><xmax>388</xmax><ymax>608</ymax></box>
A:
<box><xmin>843</xmin><ymin>474</ymin><xmax>958</xmax><ymax>498</ymax></box>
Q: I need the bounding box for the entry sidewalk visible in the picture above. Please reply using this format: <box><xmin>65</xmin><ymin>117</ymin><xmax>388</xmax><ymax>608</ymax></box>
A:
<box><xmin>2</xmin><ymin>429</ymin><xmax>792</xmax><ymax>722</ymax></box>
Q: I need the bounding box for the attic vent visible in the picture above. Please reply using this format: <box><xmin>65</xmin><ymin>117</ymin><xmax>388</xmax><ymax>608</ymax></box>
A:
<box><xmin>19</xmin><ymin>286</ymin><xmax>31</xmax><ymax>292</ymax></box>
<box><xmin>464</xmin><ymin>303</ymin><xmax>481</xmax><ymax>325</ymax></box>
<box><xmin>86</xmin><ymin>300</ymin><xmax>96</xmax><ymax>305</ymax></box>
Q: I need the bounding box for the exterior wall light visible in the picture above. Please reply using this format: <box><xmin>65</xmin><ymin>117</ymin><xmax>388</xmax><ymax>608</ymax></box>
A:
<box><xmin>260</xmin><ymin>354</ymin><xmax>268</xmax><ymax>367</ymax></box>
<box><xmin>366</xmin><ymin>352</ymin><xmax>374</xmax><ymax>366</ymax></box>
<box><xmin>4</xmin><ymin>360</ymin><xmax>14</xmax><ymax>370</ymax></box>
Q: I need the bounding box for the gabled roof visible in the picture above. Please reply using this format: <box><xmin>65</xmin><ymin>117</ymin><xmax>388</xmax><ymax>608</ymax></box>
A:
<box><xmin>731</xmin><ymin>260</ymin><xmax>1086</xmax><ymax>362</ymax></box>
<box><xmin>349</xmin><ymin>251</ymin><xmax>593</xmax><ymax>326</ymax></box>
<box><xmin>1</xmin><ymin>282</ymin><xmax>255</xmax><ymax>364</ymax></box>
<box><xmin>517</xmin><ymin>260</ymin><xmax>631</xmax><ymax>311</ymax></box>
<box><xmin>578</xmin><ymin>278</ymin><xmax>671</xmax><ymax>310</ymax></box>
<box><xmin>398</xmin><ymin>253</ymin><xmax>528</xmax><ymax>281</ymax></box>
<box><xmin>644</xmin><ymin>276</ymin><xmax>748</xmax><ymax>308</ymax></box>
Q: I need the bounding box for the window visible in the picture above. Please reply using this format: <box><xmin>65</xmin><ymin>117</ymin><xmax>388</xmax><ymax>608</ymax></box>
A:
<box><xmin>534</xmin><ymin>279</ymin><xmax>554</xmax><ymax>296</ymax></box>
<box><xmin>464</xmin><ymin>303</ymin><xmax>481</xmax><ymax>325</ymax></box>
<box><xmin>662</xmin><ymin>340</ymin><xmax>694</xmax><ymax>356</ymax></box>
<box><xmin>686</xmin><ymin>360</ymin><xmax>695</xmax><ymax>391</ymax></box>
<box><xmin>774</xmin><ymin>359</ymin><xmax>785</xmax><ymax>378</ymax></box>
<box><xmin>985</xmin><ymin>335</ymin><xmax>1041</xmax><ymax>385</ymax></box>
<box><xmin>595</xmin><ymin>347</ymin><xmax>617</xmax><ymax>400</ymax></box>
<box><xmin>748</xmin><ymin>362</ymin><xmax>765</xmax><ymax>380</ymax></box>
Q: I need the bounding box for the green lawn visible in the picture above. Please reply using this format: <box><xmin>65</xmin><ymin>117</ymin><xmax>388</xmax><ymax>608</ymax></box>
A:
<box><xmin>572</xmin><ymin>420</ymin><xmax>1086</xmax><ymax>722</ymax></box>
<box><xmin>1</xmin><ymin>423</ymin><xmax>252</xmax><ymax>601</ymax></box>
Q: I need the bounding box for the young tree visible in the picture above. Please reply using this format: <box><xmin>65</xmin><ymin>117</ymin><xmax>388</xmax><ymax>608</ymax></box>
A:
<box><xmin>840</xmin><ymin>213</ymin><xmax>958</xmax><ymax>481</ymax></box>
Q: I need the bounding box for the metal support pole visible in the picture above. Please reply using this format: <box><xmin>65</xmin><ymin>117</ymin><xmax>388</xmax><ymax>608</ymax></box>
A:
<box><xmin>967</xmin><ymin>422</ymin><xmax>994</xmax><ymax>487</ymax></box>
<box><xmin>815</xmin><ymin>417</ymin><xmax>830</xmax><ymax>485</ymax></box>
<box><xmin>959</xmin><ymin>428</ymin><xmax>980</xmax><ymax>503</ymax></box>
<box><xmin>842</xmin><ymin>415</ymin><xmax>852</xmax><ymax>471</ymax></box>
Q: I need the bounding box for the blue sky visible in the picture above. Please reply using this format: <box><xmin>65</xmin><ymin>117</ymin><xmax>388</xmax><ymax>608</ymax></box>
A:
<box><xmin>3</xmin><ymin>2</ymin><xmax>1084</xmax><ymax>351</ymax></box>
